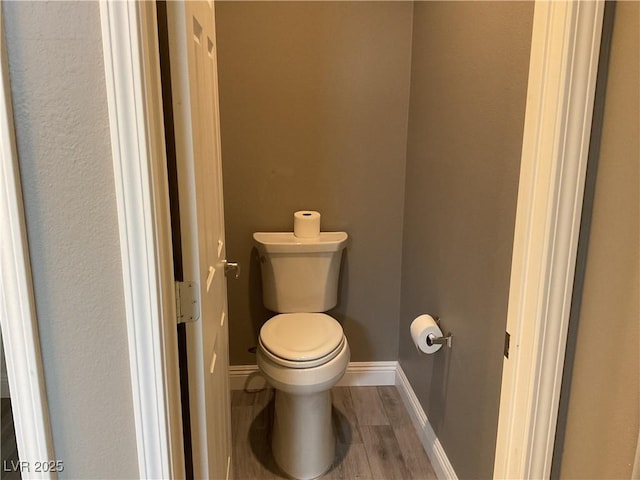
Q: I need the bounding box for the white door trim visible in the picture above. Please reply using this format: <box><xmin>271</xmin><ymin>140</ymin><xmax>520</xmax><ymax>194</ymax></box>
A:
<box><xmin>0</xmin><ymin>8</ymin><xmax>56</xmax><ymax>474</ymax></box>
<box><xmin>494</xmin><ymin>2</ymin><xmax>604</xmax><ymax>478</ymax></box>
<box><xmin>99</xmin><ymin>1</ymin><xmax>184</xmax><ymax>478</ymax></box>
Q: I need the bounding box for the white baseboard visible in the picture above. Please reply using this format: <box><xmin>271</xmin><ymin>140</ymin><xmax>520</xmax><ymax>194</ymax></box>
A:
<box><xmin>395</xmin><ymin>363</ymin><xmax>458</xmax><ymax>480</ymax></box>
<box><xmin>228</xmin><ymin>361</ymin><xmax>397</xmax><ymax>391</ymax></box>
<box><xmin>229</xmin><ymin>364</ymin><xmax>266</xmax><ymax>391</ymax></box>
<box><xmin>337</xmin><ymin>361</ymin><xmax>398</xmax><ymax>387</ymax></box>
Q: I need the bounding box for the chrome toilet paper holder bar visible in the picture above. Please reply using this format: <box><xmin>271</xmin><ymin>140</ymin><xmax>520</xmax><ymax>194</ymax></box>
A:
<box><xmin>426</xmin><ymin>316</ymin><xmax>453</xmax><ymax>348</ymax></box>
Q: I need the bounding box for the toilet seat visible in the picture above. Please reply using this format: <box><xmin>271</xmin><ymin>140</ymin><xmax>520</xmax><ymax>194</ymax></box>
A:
<box><xmin>259</xmin><ymin>336</ymin><xmax>345</xmax><ymax>369</ymax></box>
<box><xmin>259</xmin><ymin>313</ymin><xmax>345</xmax><ymax>369</ymax></box>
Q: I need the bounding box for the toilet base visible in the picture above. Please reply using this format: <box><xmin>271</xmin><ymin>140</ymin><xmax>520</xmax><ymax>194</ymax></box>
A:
<box><xmin>272</xmin><ymin>389</ymin><xmax>335</xmax><ymax>480</ymax></box>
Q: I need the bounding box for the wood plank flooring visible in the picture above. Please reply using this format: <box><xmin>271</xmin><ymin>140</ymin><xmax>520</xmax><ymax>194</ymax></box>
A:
<box><xmin>231</xmin><ymin>386</ymin><xmax>437</xmax><ymax>480</ymax></box>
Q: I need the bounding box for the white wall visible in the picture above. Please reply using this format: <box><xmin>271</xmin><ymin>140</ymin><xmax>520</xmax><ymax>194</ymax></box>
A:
<box><xmin>2</xmin><ymin>1</ymin><xmax>138</xmax><ymax>477</ymax></box>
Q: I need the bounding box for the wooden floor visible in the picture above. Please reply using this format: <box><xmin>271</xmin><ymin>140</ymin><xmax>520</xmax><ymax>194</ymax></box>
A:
<box><xmin>231</xmin><ymin>386</ymin><xmax>437</xmax><ymax>480</ymax></box>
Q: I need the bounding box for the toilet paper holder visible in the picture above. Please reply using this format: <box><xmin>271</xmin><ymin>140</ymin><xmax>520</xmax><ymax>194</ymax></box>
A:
<box><xmin>426</xmin><ymin>316</ymin><xmax>453</xmax><ymax>348</ymax></box>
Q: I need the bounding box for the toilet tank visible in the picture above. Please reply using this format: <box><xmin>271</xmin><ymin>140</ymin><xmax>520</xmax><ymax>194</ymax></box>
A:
<box><xmin>253</xmin><ymin>232</ymin><xmax>348</xmax><ymax>313</ymax></box>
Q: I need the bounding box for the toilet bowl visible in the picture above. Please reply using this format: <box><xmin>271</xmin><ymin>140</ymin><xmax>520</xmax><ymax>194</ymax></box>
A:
<box><xmin>253</xmin><ymin>231</ymin><xmax>349</xmax><ymax>480</ymax></box>
<box><xmin>257</xmin><ymin>313</ymin><xmax>350</xmax><ymax>479</ymax></box>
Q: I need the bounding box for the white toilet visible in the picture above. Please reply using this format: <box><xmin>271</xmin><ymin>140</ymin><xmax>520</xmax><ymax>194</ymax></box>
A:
<box><xmin>253</xmin><ymin>231</ymin><xmax>350</xmax><ymax>480</ymax></box>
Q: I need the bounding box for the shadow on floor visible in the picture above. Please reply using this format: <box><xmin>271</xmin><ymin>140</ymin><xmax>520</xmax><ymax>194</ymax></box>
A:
<box><xmin>247</xmin><ymin>395</ymin><xmax>354</xmax><ymax>478</ymax></box>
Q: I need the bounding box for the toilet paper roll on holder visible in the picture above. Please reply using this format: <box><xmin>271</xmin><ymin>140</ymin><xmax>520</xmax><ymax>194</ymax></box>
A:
<box><xmin>426</xmin><ymin>316</ymin><xmax>453</xmax><ymax>348</ymax></box>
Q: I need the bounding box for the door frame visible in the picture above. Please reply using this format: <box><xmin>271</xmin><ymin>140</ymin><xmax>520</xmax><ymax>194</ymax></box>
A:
<box><xmin>494</xmin><ymin>2</ymin><xmax>604</xmax><ymax>478</ymax></box>
<box><xmin>97</xmin><ymin>0</ymin><xmax>604</xmax><ymax>478</ymax></box>
<box><xmin>99</xmin><ymin>1</ymin><xmax>184</xmax><ymax>478</ymax></box>
<box><xmin>0</xmin><ymin>5</ymin><xmax>55</xmax><ymax>473</ymax></box>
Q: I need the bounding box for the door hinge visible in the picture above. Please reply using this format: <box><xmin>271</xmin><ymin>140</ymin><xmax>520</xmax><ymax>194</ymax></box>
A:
<box><xmin>504</xmin><ymin>331</ymin><xmax>511</xmax><ymax>358</ymax></box>
<box><xmin>175</xmin><ymin>281</ymin><xmax>199</xmax><ymax>324</ymax></box>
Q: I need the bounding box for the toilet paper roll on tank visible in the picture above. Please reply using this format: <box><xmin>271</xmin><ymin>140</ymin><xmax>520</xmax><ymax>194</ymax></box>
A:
<box><xmin>294</xmin><ymin>210</ymin><xmax>321</xmax><ymax>238</ymax></box>
<box><xmin>410</xmin><ymin>314</ymin><xmax>446</xmax><ymax>354</ymax></box>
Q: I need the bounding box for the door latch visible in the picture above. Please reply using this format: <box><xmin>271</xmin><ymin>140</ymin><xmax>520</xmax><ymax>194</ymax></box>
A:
<box><xmin>222</xmin><ymin>260</ymin><xmax>240</xmax><ymax>279</ymax></box>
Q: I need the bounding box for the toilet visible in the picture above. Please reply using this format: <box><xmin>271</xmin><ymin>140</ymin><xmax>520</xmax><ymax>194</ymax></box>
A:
<box><xmin>253</xmin><ymin>231</ymin><xmax>350</xmax><ymax>480</ymax></box>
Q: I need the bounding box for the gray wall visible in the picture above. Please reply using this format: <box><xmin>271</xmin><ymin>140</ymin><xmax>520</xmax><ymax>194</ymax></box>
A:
<box><xmin>398</xmin><ymin>2</ymin><xmax>533</xmax><ymax>479</ymax></box>
<box><xmin>3</xmin><ymin>1</ymin><xmax>138</xmax><ymax>477</ymax></box>
<box><xmin>216</xmin><ymin>1</ymin><xmax>414</xmax><ymax>365</ymax></box>
<box><xmin>0</xmin><ymin>337</ymin><xmax>7</xmax><ymax>397</ymax></box>
<box><xmin>553</xmin><ymin>3</ymin><xmax>639</xmax><ymax>478</ymax></box>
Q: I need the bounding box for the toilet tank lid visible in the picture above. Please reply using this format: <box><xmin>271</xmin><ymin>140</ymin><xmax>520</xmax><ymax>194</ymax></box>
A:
<box><xmin>253</xmin><ymin>232</ymin><xmax>348</xmax><ymax>253</ymax></box>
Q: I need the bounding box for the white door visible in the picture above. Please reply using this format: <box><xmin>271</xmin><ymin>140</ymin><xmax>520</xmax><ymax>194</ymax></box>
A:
<box><xmin>165</xmin><ymin>2</ymin><xmax>232</xmax><ymax>478</ymax></box>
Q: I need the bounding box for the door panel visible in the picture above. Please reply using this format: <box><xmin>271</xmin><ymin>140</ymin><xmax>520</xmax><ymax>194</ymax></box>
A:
<box><xmin>166</xmin><ymin>2</ymin><xmax>231</xmax><ymax>478</ymax></box>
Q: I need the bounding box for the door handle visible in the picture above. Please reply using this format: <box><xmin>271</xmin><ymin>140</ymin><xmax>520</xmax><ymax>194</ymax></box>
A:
<box><xmin>222</xmin><ymin>260</ymin><xmax>240</xmax><ymax>279</ymax></box>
